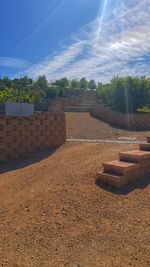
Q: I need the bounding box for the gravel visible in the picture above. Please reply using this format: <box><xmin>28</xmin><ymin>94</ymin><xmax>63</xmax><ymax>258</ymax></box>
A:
<box><xmin>66</xmin><ymin>112</ymin><xmax>150</xmax><ymax>141</ymax></box>
<box><xmin>0</xmin><ymin>142</ymin><xmax>150</xmax><ymax>267</ymax></box>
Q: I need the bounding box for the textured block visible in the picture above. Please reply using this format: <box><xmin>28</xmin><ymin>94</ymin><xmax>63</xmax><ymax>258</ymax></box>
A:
<box><xmin>140</xmin><ymin>142</ymin><xmax>150</xmax><ymax>151</ymax></box>
<box><xmin>103</xmin><ymin>160</ymin><xmax>139</xmax><ymax>175</ymax></box>
<box><xmin>0</xmin><ymin>108</ymin><xmax>66</xmax><ymax>165</ymax></box>
<box><xmin>97</xmin><ymin>136</ymin><xmax>150</xmax><ymax>188</ymax></box>
<box><xmin>97</xmin><ymin>171</ymin><xmax>129</xmax><ymax>188</ymax></box>
<box><xmin>146</xmin><ymin>136</ymin><xmax>150</xmax><ymax>143</ymax></box>
<box><xmin>119</xmin><ymin>150</ymin><xmax>150</xmax><ymax>163</ymax></box>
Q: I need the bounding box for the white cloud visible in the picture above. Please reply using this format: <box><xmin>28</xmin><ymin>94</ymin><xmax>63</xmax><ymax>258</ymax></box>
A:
<box><xmin>0</xmin><ymin>57</ymin><xmax>31</xmax><ymax>69</ymax></box>
<box><xmin>23</xmin><ymin>0</ymin><xmax>150</xmax><ymax>82</ymax></box>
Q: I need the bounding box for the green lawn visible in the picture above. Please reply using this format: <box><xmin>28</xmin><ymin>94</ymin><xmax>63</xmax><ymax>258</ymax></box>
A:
<box><xmin>137</xmin><ymin>106</ymin><xmax>150</xmax><ymax>114</ymax></box>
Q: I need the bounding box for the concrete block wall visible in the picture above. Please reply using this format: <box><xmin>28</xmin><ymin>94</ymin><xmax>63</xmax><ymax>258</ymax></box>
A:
<box><xmin>91</xmin><ymin>101</ymin><xmax>150</xmax><ymax>130</ymax></box>
<box><xmin>0</xmin><ymin>108</ymin><xmax>66</xmax><ymax>165</ymax></box>
<box><xmin>5</xmin><ymin>102</ymin><xmax>34</xmax><ymax>116</ymax></box>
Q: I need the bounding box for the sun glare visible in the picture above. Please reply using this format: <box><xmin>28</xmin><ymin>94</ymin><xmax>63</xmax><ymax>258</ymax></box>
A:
<box><xmin>95</xmin><ymin>0</ymin><xmax>108</xmax><ymax>41</ymax></box>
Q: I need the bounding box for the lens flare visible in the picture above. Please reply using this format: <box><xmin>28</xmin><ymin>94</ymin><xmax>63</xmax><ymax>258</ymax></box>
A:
<box><xmin>95</xmin><ymin>0</ymin><xmax>108</xmax><ymax>42</ymax></box>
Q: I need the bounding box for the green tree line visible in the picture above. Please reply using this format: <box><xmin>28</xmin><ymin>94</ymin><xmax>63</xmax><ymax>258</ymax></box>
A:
<box><xmin>0</xmin><ymin>75</ymin><xmax>149</xmax><ymax>114</ymax></box>
<box><xmin>0</xmin><ymin>76</ymin><xmax>97</xmax><ymax>103</ymax></box>
<box><xmin>96</xmin><ymin>76</ymin><xmax>150</xmax><ymax>114</ymax></box>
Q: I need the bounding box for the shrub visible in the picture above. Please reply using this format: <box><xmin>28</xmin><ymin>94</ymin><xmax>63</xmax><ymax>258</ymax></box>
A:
<box><xmin>96</xmin><ymin>76</ymin><xmax>150</xmax><ymax>113</ymax></box>
<box><xmin>0</xmin><ymin>88</ymin><xmax>39</xmax><ymax>104</ymax></box>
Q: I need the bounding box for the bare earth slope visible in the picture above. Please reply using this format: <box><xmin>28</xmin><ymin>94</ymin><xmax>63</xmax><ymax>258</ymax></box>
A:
<box><xmin>66</xmin><ymin>112</ymin><xmax>150</xmax><ymax>141</ymax></box>
<box><xmin>0</xmin><ymin>142</ymin><xmax>150</xmax><ymax>267</ymax></box>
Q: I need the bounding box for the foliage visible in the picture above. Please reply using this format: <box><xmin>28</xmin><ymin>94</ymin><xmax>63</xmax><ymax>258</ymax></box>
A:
<box><xmin>80</xmin><ymin>77</ymin><xmax>88</xmax><ymax>90</ymax></box>
<box><xmin>46</xmin><ymin>86</ymin><xmax>58</xmax><ymax>98</ymax></box>
<box><xmin>1</xmin><ymin>75</ymin><xmax>149</xmax><ymax>110</ymax></box>
<box><xmin>71</xmin><ymin>79</ymin><xmax>80</xmax><ymax>89</ymax></box>
<box><xmin>45</xmin><ymin>86</ymin><xmax>64</xmax><ymax>98</ymax></box>
<box><xmin>34</xmin><ymin>75</ymin><xmax>48</xmax><ymax>91</ymax></box>
<box><xmin>0</xmin><ymin>88</ymin><xmax>39</xmax><ymax>104</ymax></box>
<box><xmin>137</xmin><ymin>106</ymin><xmax>150</xmax><ymax>114</ymax></box>
<box><xmin>54</xmin><ymin>77</ymin><xmax>69</xmax><ymax>89</ymax></box>
<box><xmin>31</xmin><ymin>84</ymin><xmax>46</xmax><ymax>102</ymax></box>
<box><xmin>58</xmin><ymin>87</ymin><xmax>64</xmax><ymax>97</ymax></box>
<box><xmin>0</xmin><ymin>76</ymin><xmax>33</xmax><ymax>90</ymax></box>
<box><xmin>96</xmin><ymin>76</ymin><xmax>150</xmax><ymax>113</ymax></box>
<box><xmin>88</xmin><ymin>79</ymin><xmax>97</xmax><ymax>90</ymax></box>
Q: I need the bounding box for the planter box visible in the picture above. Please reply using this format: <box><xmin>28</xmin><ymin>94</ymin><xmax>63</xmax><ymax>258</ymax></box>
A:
<box><xmin>5</xmin><ymin>102</ymin><xmax>34</xmax><ymax>117</ymax></box>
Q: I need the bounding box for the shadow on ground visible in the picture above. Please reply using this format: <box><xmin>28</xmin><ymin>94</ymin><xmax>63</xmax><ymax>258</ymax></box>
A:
<box><xmin>95</xmin><ymin>176</ymin><xmax>150</xmax><ymax>195</ymax></box>
<box><xmin>0</xmin><ymin>146</ymin><xmax>60</xmax><ymax>174</ymax></box>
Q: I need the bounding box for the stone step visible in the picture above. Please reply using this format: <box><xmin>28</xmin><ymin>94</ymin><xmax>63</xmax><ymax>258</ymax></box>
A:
<box><xmin>103</xmin><ymin>160</ymin><xmax>139</xmax><ymax>175</ymax></box>
<box><xmin>72</xmin><ymin>104</ymin><xmax>92</xmax><ymax>108</ymax></box>
<box><xmin>97</xmin><ymin>169</ymin><xmax>141</xmax><ymax>188</ymax></box>
<box><xmin>97</xmin><ymin>136</ymin><xmax>150</xmax><ymax>189</ymax></box>
<box><xmin>139</xmin><ymin>142</ymin><xmax>150</xmax><ymax>151</ymax></box>
<box><xmin>119</xmin><ymin>150</ymin><xmax>150</xmax><ymax>163</ymax></box>
<box><xmin>97</xmin><ymin>171</ymin><xmax>128</xmax><ymax>188</ymax></box>
<box><xmin>146</xmin><ymin>136</ymin><xmax>150</xmax><ymax>143</ymax></box>
<box><xmin>64</xmin><ymin>106</ymin><xmax>91</xmax><ymax>112</ymax></box>
<box><xmin>75</xmin><ymin>103</ymin><xmax>93</xmax><ymax>107</ymax></box>
<box><xmin>79</xmin><ymin>101</ymin><xmax>94</xmax><ymax>103</ymax></box>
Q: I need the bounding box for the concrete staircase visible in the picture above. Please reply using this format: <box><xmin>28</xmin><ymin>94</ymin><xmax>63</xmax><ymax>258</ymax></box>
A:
<box><xmin>65</xmin><ymin>100</ymin><xmax>94</xmax><ymax>112</ymax></box>
<box><xmin>97</xmin><ymin>136</ymin><xmax>150</xmax><ymax>188</ymax></box>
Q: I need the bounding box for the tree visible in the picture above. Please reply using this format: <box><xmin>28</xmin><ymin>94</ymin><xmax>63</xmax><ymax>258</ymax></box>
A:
<box><xmin>0</xmin><ymin>78</ymin><xmax>6</xmax><ymax>90</ymax></box>
<box><xmin>31</xmin><ymin>83</ymin><xmax>46</xmax><ymax>101</ymax></box>
<box><xmin>80</xmin><ymin>77</ymin><xmax>88</xmax><ymax>90</ymax></box>
<box><xmin>2</xmin><ymin>77</ymin><xmax>11</xmax><ymax>88</ymax></box>
<box><xmin>55</xmin><ymin>77</ymin><xmax>69</xmax><ymax>89</ymax></box>
<box><xmin>19</xmin><ymin>76</ymin><xmax>33</xmax><ymax>88</ymax></box>
<box><xmin>12</xmin><ymin>78</ymin><xmax>20</xmax><ymax>88</ymax></box>
<box><xmin>71</xmin><ymin>79</ymin><xmax>80</xmax><ymax>89</ymax></box>
<box><xmin>45</xmin><ymin>86</ymin><xmax>58</xmax><ymax>98</ymax></box>
<box><xmin>111</xmin><ymin>76</ymin><xmax>128</xmax><ymax>113</ymax></box>
<box><xmin>58</xmin><ymin>88</ymin><xmax>64</xmax><ymax>97</ymax></box>
<box><xmin>96</xmin><ymin>76</ymin><xmax>150</xmax><ymax>113</ymax></box>
<box><xmin>34</xmin><ymin>75</ymin><xmax>48</xmax><ymax>91</ymax></box>
<box><xmin>88</xmin><ymin>79</ymin><xmax>97</xmax><ymax>91</ymax></box>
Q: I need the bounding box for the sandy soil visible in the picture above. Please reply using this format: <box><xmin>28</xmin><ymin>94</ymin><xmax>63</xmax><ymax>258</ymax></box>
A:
<box><xmin>0</xmin><ymin>142</ymin><xmax>150</xmax><ymax>267</ymax></box>
<box><xmin>66</xmin><ymin>112</ymin><xmax>150</xmax><ymax>141</ymax></box>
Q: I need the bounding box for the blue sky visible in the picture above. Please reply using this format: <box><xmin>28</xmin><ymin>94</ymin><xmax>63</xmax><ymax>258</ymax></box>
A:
<box><xmin>0</xmin><ymin>0</ymin><xmax>150</xmax><ymax>82</ymax></box>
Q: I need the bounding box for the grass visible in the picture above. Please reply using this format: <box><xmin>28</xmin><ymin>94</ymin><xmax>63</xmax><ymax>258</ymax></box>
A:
<box><xmin>137</xmin><ymin>106</ymin><xmax>150</xmax><ymax>114</ymax></box>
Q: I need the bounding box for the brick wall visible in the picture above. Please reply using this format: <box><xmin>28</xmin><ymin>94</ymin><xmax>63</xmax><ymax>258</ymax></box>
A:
<box><xmin>0</xmin><ymin>106</ymin><xmax>66</xmax><ymax>165</ymax></box>
<box><xmin>91</xmin><ymin>101</ymin><xmax>150</xmax><ymax>130</ymax></box>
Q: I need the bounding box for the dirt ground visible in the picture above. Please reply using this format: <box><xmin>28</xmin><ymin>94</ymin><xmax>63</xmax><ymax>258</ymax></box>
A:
<box><xmin>66</xmin><ymin>112</ymin><xmax>150</xmax><ymax>141</ymax></box>
<box><xmin>0</xmin><ymin>142</ymin><xmax>150</xmax><ymax>267</ymax></box>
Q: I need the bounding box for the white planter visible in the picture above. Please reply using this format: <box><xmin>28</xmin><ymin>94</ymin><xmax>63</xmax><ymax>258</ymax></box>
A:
<box><xmin>5</xmin><ymin>102</ymin><xmax>34</xmax><ymax>117</ymax></box>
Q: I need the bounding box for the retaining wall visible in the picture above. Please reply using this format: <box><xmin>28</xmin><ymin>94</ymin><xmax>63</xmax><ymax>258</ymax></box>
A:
<box><xmin>0</xmin><ymin>105</ymin><xmax>66</xmax><ymax>165</ymax></box>
<box><xmin>91</xmin><ymin>101</ymin><xmax>150</xmax><ymax>131</ymax></box>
